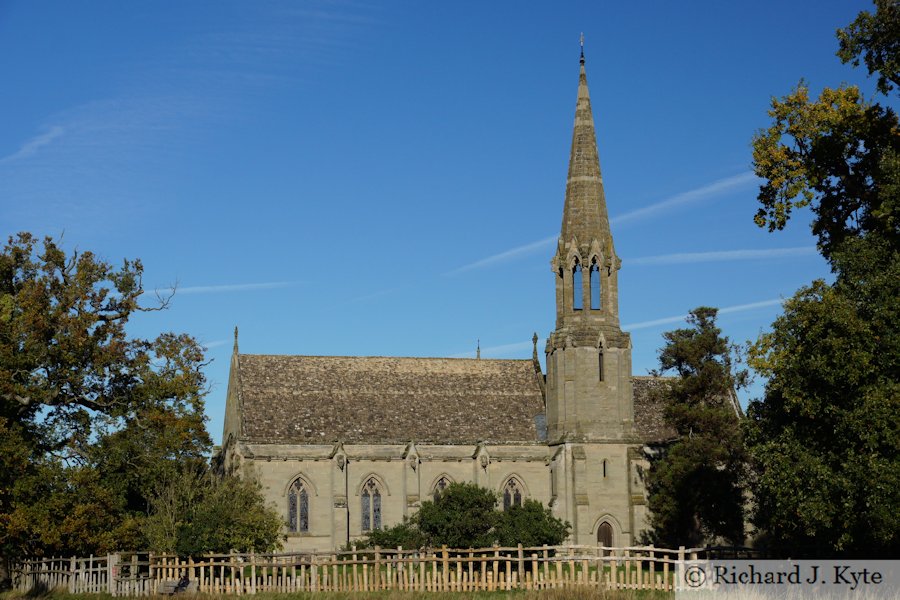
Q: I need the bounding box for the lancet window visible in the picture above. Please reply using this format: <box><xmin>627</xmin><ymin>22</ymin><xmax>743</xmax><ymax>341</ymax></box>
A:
<box><xmin>287</xmin><ymin>479</ymin><xmax>310</xmax><ymax>533</ymax></box>
<box><xmin>590</xmin><ymin>258</ymin><xmax>601</xmax><ymax>310</ymax></box>
<box><xmin>572</xmin><ymin>261</ymin><xmax>583</xmax><ymax>310</ymax></box>
<box><xmin>361</xmin><ymin>478</ymin><xmax>382</xmax><ymax>531</ymax></box>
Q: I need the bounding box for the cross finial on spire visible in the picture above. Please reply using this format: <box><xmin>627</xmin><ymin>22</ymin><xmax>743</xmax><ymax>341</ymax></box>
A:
<box><xmin>476</xmin><ymin>339</ymin><xmax>481</xmax><ymax>360</ymax></box>
<box><xmin>580</xmin><ymin>32</ymin><xmax>584</xmax><ymax>64</ymax></box>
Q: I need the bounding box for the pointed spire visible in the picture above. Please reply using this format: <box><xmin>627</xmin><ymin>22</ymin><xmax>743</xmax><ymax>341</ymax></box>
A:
<box><xmin>233</xmin><ymin>325</ymin><xmax>239</xmax><ymax>354</ymax></box>
<box><xmin>476</xmin><ymin>339</ymin><xmax>481</xmax><ymax>360</ymax></box>
<box><xmin>559</xmin><ymin>42</ymin><xmax>612</xmax><ymax>253</ymax></box>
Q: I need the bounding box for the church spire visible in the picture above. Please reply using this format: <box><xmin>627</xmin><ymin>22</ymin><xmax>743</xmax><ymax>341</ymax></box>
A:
<box><xmin>559</xmin><ymin>42</ymin><xmax>612</xmax><ymax>253</ymax></box>
<box><xmin>550</xmin><ymin>45</ymin><xmax>622</xmax><ymax>337</ymax></box>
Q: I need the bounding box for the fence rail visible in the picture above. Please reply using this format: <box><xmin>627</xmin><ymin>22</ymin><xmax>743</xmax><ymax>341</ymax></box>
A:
<box><xmin>14</xmin><ymin>544</ymin><xmax>704</xmax><ymax>595</ymax></box>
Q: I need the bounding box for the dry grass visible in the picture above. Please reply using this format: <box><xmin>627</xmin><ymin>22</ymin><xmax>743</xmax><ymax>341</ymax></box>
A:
<box><xmin>2</xmin><ymin>588</ymin><xmax>673</xmax><ymax>600</ymax></box>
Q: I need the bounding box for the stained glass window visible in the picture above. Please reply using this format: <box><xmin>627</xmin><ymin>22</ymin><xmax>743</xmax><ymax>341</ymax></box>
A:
<box><xmin>288</xmin><ymin>480</ymin><xmax>310</xmax><ymax>533</ymax></box>
<box><xmin>503</xmin><ymin>478</ymin><xmax>524</xmax><ymax>511</ymax></box>
<box><xmin>372</xmin><ymin>488</ymin><xmax>382</xmax><ymax>530</ymax></box>
<box><xmin>361</xmin><ymin>478</ymin><xmax>381</xmax><ymax>531</ymax></box>
<box><xmin>288</xmin><ymin>486</ymin><xmax>297</xmax><ymax>531</ymax></box>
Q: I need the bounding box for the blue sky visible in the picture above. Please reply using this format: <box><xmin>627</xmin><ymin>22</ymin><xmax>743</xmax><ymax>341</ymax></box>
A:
<box><xmin>1</xmin><ymin>1</ymin><xmax>877</xmax><ymax>446</ymax></box>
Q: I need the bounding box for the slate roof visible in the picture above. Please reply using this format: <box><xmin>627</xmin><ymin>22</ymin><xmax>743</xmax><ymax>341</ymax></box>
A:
<box><xmin>632</xmin><ymin>376</ymin><xmax>678</xmax><ymax>444</ymax></box>
<box><xmin>233</xmin><ymin>354</ymin><xmax>675</xmax><ymax>446</ymax></box>
<box><xmin>235</xmin><ymin>355</ymin><xmax>546</xmax><ymax>444</ymax></box>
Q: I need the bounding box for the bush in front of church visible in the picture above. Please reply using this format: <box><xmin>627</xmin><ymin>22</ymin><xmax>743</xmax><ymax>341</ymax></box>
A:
<box><xmin>354</xmin><ymin>482</ymin><xmax>569</xmax><ymax>550</ymax></box>
<box><xmin>494</xmin><ymin>499</ymin><xmax>570</xmax><ymax>548</ymax></box>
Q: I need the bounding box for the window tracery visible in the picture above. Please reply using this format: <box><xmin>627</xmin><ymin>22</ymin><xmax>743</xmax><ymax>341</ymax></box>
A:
<box><xmin>502</xmin><ymin>477</ymin><xmax>524</xmax><ymax>511</ymax></box>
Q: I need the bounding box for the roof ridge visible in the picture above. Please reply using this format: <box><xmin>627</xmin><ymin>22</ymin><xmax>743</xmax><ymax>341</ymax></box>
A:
<box><xmin>239</xmin><ymin>353</ymin><xmax>533</xmax><ymax>361</ymax></box>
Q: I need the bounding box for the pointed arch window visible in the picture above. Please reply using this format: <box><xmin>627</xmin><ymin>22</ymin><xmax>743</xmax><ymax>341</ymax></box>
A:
<box><xmin>432</xmin><ymin>476</ymin><xmax>451</xmax><ymax>502</ymax></box>
<box><xmin>288</xmin><ymin>479</ymin><xmax>310</xmax><ymax>533</ymax></box>
<box><xmin>361</xmin><ymin>478</ymin><xmax>382</xmax><ymax>532</ymax></box>
<box><xmin>502</xmin><ymin>478</ymin><xmax>524</xmax><ymax>511</ymax></box>
<box><xmin>573</xmin><ymin>262</ymin><xmax>583</xmax><ymax>310</ymax></box>
<box><xmin>590</xmin><ymin>259</ymin><xmax>601</xmax><ymax>310</ymax></box>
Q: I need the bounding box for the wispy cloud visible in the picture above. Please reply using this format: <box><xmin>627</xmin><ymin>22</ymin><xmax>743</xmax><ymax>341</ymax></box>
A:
<box><xmin>611</xmin><ymin>172</ymin><xmax>760</xmax><ymax>225</ymax></box>
<box><xmin>449</xmin><ymin>298</ymin><xmax>787</xmax><ymax>357</ymax></box>
<box><xmin>445</xmin><ymin>173</ymin><xmax>761</xmax><ymax>275</ymax></box>
<box><xmin>343</xmin><ymin>287</ymin><xmax>400</xmax><ymax>305</ymax></box>
<box><xmin>202</xmin><ymin>339</ymin><xmax>230</xmax><ymax>349</ymax></box>
<box><xmin>150</xmin><ymin>281</ymin><xmax>297</xmax><ymax>296</ymax></box>
<box><xmin>629</xmin><ymin>246</ymin><xmax>817</xmax><ymax>266</ymax></box>
<box><xmin>0</xmin><ymin>126</ymin><xmax>65</xmax><ymax>164</ymax></box>
<box><xmin>449</xmin><ymin>340</ymin><xmax>534</xmax><ymax>359</ymax></box>
<box><xmin>624</xmin><ymin>298</ymin><xmax>785</xmax><ymax>331</ymax></box>
<box><xmin>444</xmin><ymin>236</ymin><xmax>557</xmax><ymax>276</ymax></box>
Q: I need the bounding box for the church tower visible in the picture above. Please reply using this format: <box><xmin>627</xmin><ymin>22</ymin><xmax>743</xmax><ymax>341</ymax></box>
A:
<box><xmin>545</xmin><ymin>48</ymin><xmax>635</xmax><ymax>444</ymax></box>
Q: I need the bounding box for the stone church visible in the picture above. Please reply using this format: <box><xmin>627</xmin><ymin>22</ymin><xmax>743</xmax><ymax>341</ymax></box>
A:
<box><xmin>219</xmin><ymin>53</ymin><xmax>678</xmax><ymax>552</ymax></box>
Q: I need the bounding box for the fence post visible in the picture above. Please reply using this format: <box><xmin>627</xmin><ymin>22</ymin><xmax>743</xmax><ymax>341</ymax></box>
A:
<box><xmin>440</xmin><ymin>545</ymin><xmax>449</xmax><ymax>591</ymax></box>
<box><xmin>675</xmin><ymin>546</ymin><xmax>685</xmax><ymax>591</ymax></box>
<box><xmin>373</xmin><ymin>546</ymin><xmax>380</xmax><ymax>591</ymax></box>
<box><xmin>107</xmin><ymin>553</ymin><xmax>119</xmax><ymax>596</ymax></box>
<box><xmin>517</xmin><ymin>543</ymin><xmax>524</xmax><ymax>587</ymax></box>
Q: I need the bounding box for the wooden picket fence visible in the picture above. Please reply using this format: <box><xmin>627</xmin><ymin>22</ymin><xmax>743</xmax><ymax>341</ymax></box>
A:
<box><xmin>15</xmin><ymin>544</ymin><xmax>703</xmax><ymax>595</ymax></box>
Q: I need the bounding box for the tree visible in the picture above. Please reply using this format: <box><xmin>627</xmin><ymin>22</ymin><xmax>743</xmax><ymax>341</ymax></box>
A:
<box><xmin>751</xmin><ymin>83</ymin><xmax>898</xmax><ymax>262</ymax></box>
<box><xmin>0</xmin><ymin>233</ymin><xmax>211</xmax><ymax>583</ymax></box>
<box><xmin>837</xmin><ymin>0</ymin><xmax>900</xmax><ymax>96</ymax></box>
<box><xmin>493</xmin><ymin>500</ymin><xmax>569</xmax><ymax>548</ymax></box>
<box><xmin>415</xmin><ymin>483</ymin><xmax>500</xmax><ymax>549</ymax></box>
<box><xmin>746</xmin><ymin>236</ymin><xmax>899</xmax><ymax>556</ymax></box>
<box><xmin>746</xmin><ymin>2</ymin><xmax>900</xmax><ymax>556</ymax></box>
<box><xmin>144</xmin><ymin>469</ymin><xmax>283</xmax><ymax>556</ymax></box>
<box><xmin>644</xmin><ymin>308</ymin><xmax>747</xmax><ymax>548</ymax></box>
<box><xmin>354</xmin><ymin>482</ymin><xmax>569</xmax><ymax>549</ymax></box>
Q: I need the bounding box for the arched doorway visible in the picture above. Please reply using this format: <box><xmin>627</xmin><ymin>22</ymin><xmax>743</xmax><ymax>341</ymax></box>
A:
<box><xmin>597</xmin><ymin>521</ymin><xmax>613</xmax><ymax>548</ymax></box>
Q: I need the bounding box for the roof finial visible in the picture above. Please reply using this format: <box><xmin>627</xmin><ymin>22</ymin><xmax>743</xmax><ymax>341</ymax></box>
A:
<box><xmin>532</xmin><ymin>332</ymin><xmax>539</xmax><ymax>360</ymax></box>
<box><xmin>476</xmin><ymin>339</ymin><xmax>481</xmax><ymax>360</ymax></box>
<box><xmin>580</xmin><ymin>32</ymin><xmax>585</xmax><ymax>64</ymax></box>
<box><xmin>233</xmin><ymin>325</ymin><xmax>239</xmax><ymax>354</ymax></box>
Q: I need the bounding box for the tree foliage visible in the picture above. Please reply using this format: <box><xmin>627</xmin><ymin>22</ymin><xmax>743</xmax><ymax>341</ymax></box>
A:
<box><xmin>144</xmin><ymin>469</ymin><xmax>283</xmax><ymax>556</ymax></box>
<box><xmin>0</xmin><ymin>232</ymin><xmax>244</xmax><ymax>582</ymax></box>
<box><xmin>355</xmin><ymin>482</ymin><xmax>569</xmax><ymax>549</ymax></box>
<box><xmin>493</xmin><ymin>500</ymin><xmax>570</xmax><ymax>548</ymax></box>
<box><xmin>746</xmin><ymin>236</ymin><xmax>900</xmax><ymax>556</ymax></box>
<box><xmin>746</xmin><ymin>2</ymin><xmax>900</xmax><ymax>557</ymax></box>
<box><xmin>837</xmin><ymin>0</ymin><xmax>900</xmax><ymax>96</ymax></box>
<box><xmin>644</xmin><ymin>308</ymin><xmax>747</xmax><ymax>548</ymax></box>
<box><xmin>751</xmin><ymin>84</ymin><xmax>899</xmax><ymax>262</ymax></box>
